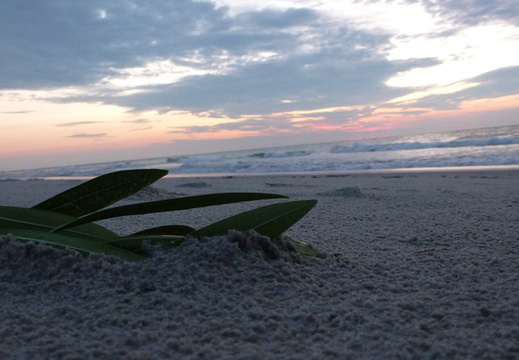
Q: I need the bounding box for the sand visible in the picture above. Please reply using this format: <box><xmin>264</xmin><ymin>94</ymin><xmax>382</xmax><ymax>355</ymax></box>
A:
<box><xmin>1</xmin><ymin>170</ymin><xmax>519</xmax><ymax>359</ymax></box>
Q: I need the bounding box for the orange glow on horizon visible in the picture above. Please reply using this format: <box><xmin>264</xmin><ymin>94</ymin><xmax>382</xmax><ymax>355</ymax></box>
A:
<box><xmin>1</xmin><ymin>88</ymin><xmax>518</xmax><ymax>172</ymax></box>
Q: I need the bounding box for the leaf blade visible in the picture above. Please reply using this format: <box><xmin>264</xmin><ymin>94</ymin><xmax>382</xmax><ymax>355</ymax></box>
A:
<box><xmin>106</xmin><ymin>235</ymin><xmax>184</xmax><ymax>250</ymax></box>
<box><xmin>33</xmin><ymin>169</ymin><xmax>168</xmax><ymax>216</ymax></box>
<box><xmin>1</xmin><ymin>228</ymin><xmax>145</xmax><ymax>262</ymax></box>
<box><xmin>130</xmin><ymin>225</ymin><xmax>195</xmax><ymax>236</ymax></box>
<box><xmin>189</xmin><ymin>199</ymin><xmax>317</xmax><ymax>239</ymax></box>
<box><xmin>0</xmin><ymin>205</ymin><xmax>118</xmax><ymax>242</ymax></box>
<box><xmin>53</xmin><ymin>192</ymin><xmax>287</xmax><ymax>232</ymax></box>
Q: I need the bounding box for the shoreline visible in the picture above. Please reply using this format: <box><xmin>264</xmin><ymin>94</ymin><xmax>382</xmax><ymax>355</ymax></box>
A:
<box><xmin>2</xmin><ymin>164</ymin><xmax>519</xmax><ymax>181</ymax></box>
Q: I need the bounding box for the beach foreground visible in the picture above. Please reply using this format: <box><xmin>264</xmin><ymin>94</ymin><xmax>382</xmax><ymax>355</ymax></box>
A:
<box><xmin>1</xmin><ymin>170</ymin><xmax>518</xmax><ymax>359</ymax></box>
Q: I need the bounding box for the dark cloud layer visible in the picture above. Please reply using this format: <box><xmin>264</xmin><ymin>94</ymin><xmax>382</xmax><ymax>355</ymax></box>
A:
<box><xmin>1</xmin><ymin>0</ymin><xmax>518</xmax><ymax>123</ymax></box>
<box><xmin>411</xmin><ymin>66</ymin><xmax>519</xmax><ymax>110</ymax></box>
<box><xmin>1</xmin><ymin>0</ymin><xmax>225</xmax><ymax>88</ymax></box>
<box><xmin>120</xmin><ymin>55</ymin><xmax>416</xmax><ymax>117</ymax></box>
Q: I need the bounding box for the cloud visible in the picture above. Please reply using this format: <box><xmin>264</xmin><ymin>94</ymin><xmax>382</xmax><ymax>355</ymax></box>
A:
<box><xmin>1</xmin><ymin>0</ymin><xmax>518</xmax><ymax>136</ymax></box>
<box><xmin>0</xmin><ymin>1</ymin><xmax>411</xmax><ymax>112</ymax></box>
<box><xmin>1</xmin><ymin>110</ymin><xmax>33</xmax><ymax>114</ymax></box>
<box><xmin>407</xmin><ymin>65</ymin><xmax>519</xmax><ymax>110</ymax></box>
<box><xmin>236</xmin><ymin>7</ymin><xmax>318</xmax><ymax>28</ymax></box>
<box><xmin>417</xmin><ymin>0</ymin><xmax>519</xmax><ymax>25</ymax></box>
<box><xmin>121</xmin><ymin>119</ymin><xmax>151</xmax><ymax>124</ymax></box>
<box><xmin>114</xmin><ymin>35</ymin><xmax>421</xmax><ymax>117</ymax></box>
<box><xmin>169</xmin><ymin>118</ymin><xmax>299</xmax><ymax>134</ymax></box>
<box><xmin>0</xmin><ymin>0</ymin><xmax>226</xmax><ymax>89</ymax></box>
<box><xmin>56</xmin><ymin>121</ymin><xmax>100</xmax><ymax>127</ymax></box>
<box><xmin>66</xmin><ymin>133</ymin><xmax>107</xmax><ymax>138</ymax></box>
<box><xmin>295</xmin><ymin>108</ymin><xmax>367</xmax><ymax>126</ymax></box>
<box><xmin>464</xmin><ymin>66</ymin><xmax>519</xmax><ymax>98</ymax></box>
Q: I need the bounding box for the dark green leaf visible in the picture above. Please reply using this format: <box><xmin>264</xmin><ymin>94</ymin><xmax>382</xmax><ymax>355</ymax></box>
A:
<box><xmin>131</xmin><ymin>225</ymin><xmax>195</xmax><ymax>236</ymax></box>
<box><xmin>0</xmin><ymin>205</ymin><xmax>118</xmax><ymax>242</ymax></box>
<box><xmin>1</xmin><ymin>228</ymin><xmax>145</xmax><ymax>262</ymax></box>
<box><xmin>106</xmin><ymin>235</ymin><xmax>184</xmax><ymax>250</ymax></box>
<box><xmin>33</xmin><ymin>169</ymin><xmax>168</xmax><ymax>216</ymax></box>
<box><xmin>53</xmin><ymin>192</ymin><xmax>287</xmax><ymax>232</ymax></box>
<box><xmin>189</xmin><ymin>199</ymin><xmax>317</xmax><ymax>239</ymax></box>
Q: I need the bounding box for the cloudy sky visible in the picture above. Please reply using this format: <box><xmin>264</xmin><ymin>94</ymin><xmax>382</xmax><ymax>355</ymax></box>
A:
<box><xmin>2</xmin><ymin>0</ymin><xmax>519</xmax><ymax>171</ymax></box>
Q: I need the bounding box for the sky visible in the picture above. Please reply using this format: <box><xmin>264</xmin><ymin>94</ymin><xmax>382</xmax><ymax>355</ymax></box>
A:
<box><xmin>1</xmin><ymin>0</ymin><xmax>519</xmax><ymax>171</ymax></box>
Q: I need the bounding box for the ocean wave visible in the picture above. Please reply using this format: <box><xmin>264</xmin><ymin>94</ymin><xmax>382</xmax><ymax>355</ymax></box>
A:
<box><xmin>248</xmin><ymin>150</ymin><xmax>311</xmax><ymax>159</ymax></box>
<box><xmin>2</xmin><ymin>126</ymin><xmax>519</xmax><ymax>179</ymax></box>
<box><xmin>330</xmin><ymin>136</ymin><xmax>519</xmax><ymax>154</ymax></box>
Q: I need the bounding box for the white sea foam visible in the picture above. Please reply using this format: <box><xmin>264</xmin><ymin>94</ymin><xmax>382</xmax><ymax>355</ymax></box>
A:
<box><xmin>330</xmin><ymin>135</ymin><xmax>519</xmax><ymax>154</ymax></box>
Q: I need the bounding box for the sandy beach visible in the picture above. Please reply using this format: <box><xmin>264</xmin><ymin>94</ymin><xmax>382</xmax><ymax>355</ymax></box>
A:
<box><xmin>1</xmin><ymin>170</ymin><xmax>518</xmax><ymax>359</ymax></box>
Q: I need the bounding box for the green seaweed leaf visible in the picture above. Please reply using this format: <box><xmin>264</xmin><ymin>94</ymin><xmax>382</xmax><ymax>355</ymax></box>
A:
<box><xmin>105</xmin><ymin>234</ymin><xmax>184</xmax><ymax>250</ymax></box>
<box><xmin>33</xmin><ymin>169</ymin><xmax>168</xmax><ymax>216</ymax></box>
<box><xmin>53</xmin><ymin>193</ymin><xmax>287</xmax><ymax>233</ymax></box>
<box><xmin>189</xmin><ymin>199</ymin><xmax>317</xmax><ymax>239</ymax></box>
<box><xmin>1</xmin><ymin>228</ymin><xmax>145</xmax><ymax>262</ymax></box>
<box><xmin>2</xmin><ymin>168</ymin><xmax>319</xmax><ymax>262</ymax></box>
<box><xmin>130</xmin><ymin>225</ymin><xmax>195</xmax><ymax>236</ymax></box>
<box><xmin>0</xmin><ymin>205</ymin><xmax>117</xmax><ymax>242</ymax></box>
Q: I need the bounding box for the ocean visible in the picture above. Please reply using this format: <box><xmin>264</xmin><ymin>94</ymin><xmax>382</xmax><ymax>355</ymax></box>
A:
<box><xmin>2</xmin><ymin>124</ymin><xmax>519</xmax><ymax>179</ymax></box>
